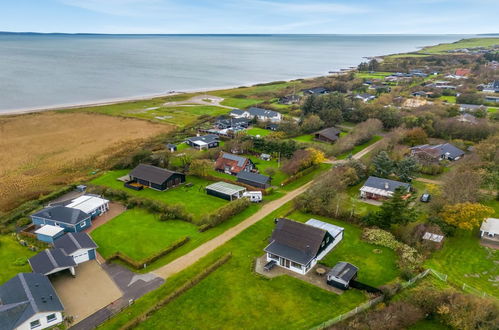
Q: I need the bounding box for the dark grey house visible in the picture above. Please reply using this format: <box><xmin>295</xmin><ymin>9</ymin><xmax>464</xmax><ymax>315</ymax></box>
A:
<box><xmin>303</xmin><ymin>87</ymin><xmax>330</xmax><ymax>95</ymax></box>
<box><xmin>185</xmin><ymin>134</ymin><xmax>220</xmax><ymax>149</ymax></box>
<box><xmin>360</xmin><ymin>176</ymin><xmax>411</xmax><ymax>200</ymax></box>
<box><xmin>129</xmin><ymin>164</ymin><xmax>186</xmax><ymax>191</ymax></box>
<box><xmin>411</xmin><ymin>143</ymin><xmax>465</xmax><ymax>162</ymax></box>
<box><xmin>0</xmin><ymin>273</ymin><xmax>64</xmax><ymax>330</ymax></box>
<box><xmin>264</xmin><ymin>218</ymin><xmax>343</xmax><ymax>275</ymax></box>
<box><xmin>236</xmin><ymin>171</ymin><xmax>271</xmax><ymax>189</ymax></box>
<box><xmin>28</xmin><ymin>248</ymin><xmax>77</xmax><ymax>276</ymax></box>
<box><xmin>326</xmin><ymin>262</ymin><xmax>358</xmax><ymax>290</ymax></box>
<box><xmin>315</xmin><ymin>127</ymin><xmax>341</xmax><ymax>143</ymax></box>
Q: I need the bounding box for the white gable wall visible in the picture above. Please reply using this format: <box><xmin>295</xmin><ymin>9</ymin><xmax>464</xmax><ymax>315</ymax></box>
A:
<box><xmin>16</xmin><ymin>311</ymin><xmax>63</xmax><ymax>330</ymax></box>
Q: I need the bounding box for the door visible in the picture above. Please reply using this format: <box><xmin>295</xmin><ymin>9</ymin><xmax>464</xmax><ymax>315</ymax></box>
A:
<box><xmin>73</xmin><ymin>250</ymin><xmax>90</xmax><ymax>264</ymax></box>
<box><xmin>280</xmin><ymin>258</ymin><xmax>290</xmax><ymax>268</ymax></box>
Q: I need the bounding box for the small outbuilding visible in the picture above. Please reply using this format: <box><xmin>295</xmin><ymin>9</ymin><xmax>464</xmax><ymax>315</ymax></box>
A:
<box><xmin>314</xmin><ymin>127</ymin><xmax>341</xmax><ymax>143</ymax></box>
<box><xmin>129</xmin><ymin>164</ymin><xmax>185</xmax><ymax>191</ymax></box>
<box><xmin>54</xmin><ymin>232</ymin><xmax>98</xmax><ymax>264</ymax></box>
<box><xmin>205</xmin><ymin>181</ymin><xmax>247</xmax><ymax>201</ymax></box>
<box><xmin>326</xmin><ymin>262</ymin><xmax>358</xmax><ymax>290</ymax></box>
<box><xmin>236</xmin><ymin>171</ymin><xmax>271</xmax><ymax>189</ymax></box>
<box><xmin>480</xmin><ymin>218</ymin><xmax>499</xmax><ymax>246</ymax></box>
<box><xmin>35</xmin><ymin>225</ymin><xmax>65</xmax><ymax>243</ymax></box>
<box><xmin>166</xmin><ymin>143</ymin><xmax>177</xmax><ymax>152</ymax></box>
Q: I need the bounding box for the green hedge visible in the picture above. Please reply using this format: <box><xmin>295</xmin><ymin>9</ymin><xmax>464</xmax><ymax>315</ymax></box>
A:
<box><xmin>280</xmin><ymin>164</ymin><xmax>318</xmax><ymax>186</ymax></box>
<box><xmin>106</xmin><ymin>237</ymin><xmax>190</xmax><ymax>270</ymax></box>
<box><xmin>198</xmin><ymin>198</ymin><xmax>250</xmax><ymax>231</ymax></box>
<box><xmin>87</xmin><ymin>185</ymin><xmax>192</xmax><ymax>222</ymax></box>
<box><xmin>121</xmin><ymin>253</ymin><xmax>232</xmax><ymax>330</ymax></box>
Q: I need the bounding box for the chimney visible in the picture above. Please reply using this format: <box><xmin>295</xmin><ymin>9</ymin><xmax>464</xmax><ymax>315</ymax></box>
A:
<box><xmin>384</xmin><ymin>182</ymin><xmax>389</xmax><ymax>190</ymax></box>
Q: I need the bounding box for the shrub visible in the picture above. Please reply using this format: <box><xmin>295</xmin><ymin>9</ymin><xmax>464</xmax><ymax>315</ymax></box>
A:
<box><xmin>199</xmin><ymin>198</ymin><xmax>250</xmax><ymax>229</ymax></box>
<box><xmin>362</xmin><ymin>228</ymin><xmax>424</xmax><ymax>273</ymax></box>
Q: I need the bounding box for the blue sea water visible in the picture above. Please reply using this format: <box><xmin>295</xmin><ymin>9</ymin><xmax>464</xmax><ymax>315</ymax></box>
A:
<box><xmin>0</xmin><ymin>34</ymin><xmax>472</xmax><ymax>112</ymax></box>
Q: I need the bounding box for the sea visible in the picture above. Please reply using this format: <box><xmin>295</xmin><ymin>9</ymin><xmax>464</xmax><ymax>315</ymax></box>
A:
<box><xmin>0</xmin><ymin>34</ymin><xmax>474</xmax><ymax>113</ymax></box>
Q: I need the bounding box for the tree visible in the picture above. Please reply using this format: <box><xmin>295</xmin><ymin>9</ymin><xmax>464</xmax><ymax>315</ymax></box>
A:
<box><xmin>363</xmin><ymin>187</ymin><xmax>419</xmax><ymax>229</ymax></box>
<box><xmin>440</xmin><ymin>202</ymin><xmax>494</xmax><ymax>230</ymax></box>
<box><xmin>300</xmin><ymin>114</ymin><xmax>324</xmax><ymax>133</ymax></box>
<box><xmin>372</xmin><ymin>151</ymin><xmax>394</xmax><ymax>178</ymax></box>
<box><xmin>188</xmin><ymin>159</ymin><xmax>212</xmax><ymax>177</ymax></box>
<box><xmin>395</xmin><ymin>157</ymin><xmax>418</xmax><ymax>182</ymax></box>
<box><xmin>403</xmin><ymin>127</ymin><xmax>428</xmax><ymax>146</ymax></box>
<box><xmin>441</xmin><ymin>168</ymin><xmax>482</xmax><ymax>204</ymax></box>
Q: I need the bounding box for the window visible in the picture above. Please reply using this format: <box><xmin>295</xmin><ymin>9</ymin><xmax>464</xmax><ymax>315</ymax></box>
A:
<box><xmin>268</xmin><ymin>253</ymin><xmax>279</xmax><ymax>260</ymax></box>
<box><xmin>30</xmin><ymin>320</ymin><xmax>41</xmax><ymax>329</ymax></box>
<box><xmin>321</xmin><ymin>241</ymin><xmax>325</xmax><ymax>247</ymax></box>
<box><xmin>291</xmin><ymin>262</ymin><xmax>302</xmax><ymax>269</ymax></box>
<box><xmin>80</xmin><ymin>221</ymin><xmax>86</xmax><ymax>228</ymax></box>
<box><xmin>47</xmin><ymin>313</ymin><xmax>57</xmax><ymax>323</ymax></box>
<box><xmin>326</xmin><ymin>237</ymin><xmax>330</xmax><ymax>243</ymax></box>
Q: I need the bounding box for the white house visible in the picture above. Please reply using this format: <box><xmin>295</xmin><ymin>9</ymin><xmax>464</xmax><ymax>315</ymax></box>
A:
<box><xmin>229</xmin><ymin>107</ymin><xmax>282</xmax><ymax>123</ymax></box>
<box><xmin>0</xmin><ymin>273</ymin><xmax>64</xmax><ymax>330</ymax></box>
<box><xmin>480</xmin><ymin>218</ymin><xmax>499</xmax><ymax>244</ymax></box>
<box><xmin>264</xmin><ymin>218</ymin><xmax>344</xmax><ymax>275</ymax></box>
<box><xmin>66</xmin><ymin>194</ymin><xmax>110</xmax><ymax>219</ymax></box>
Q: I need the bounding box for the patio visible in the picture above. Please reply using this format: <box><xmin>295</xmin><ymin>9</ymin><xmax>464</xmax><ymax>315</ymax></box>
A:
<box><xmin>254</xmin><ymin>255</ymin><xmax>343</xmax><ymax>295</ymax></box>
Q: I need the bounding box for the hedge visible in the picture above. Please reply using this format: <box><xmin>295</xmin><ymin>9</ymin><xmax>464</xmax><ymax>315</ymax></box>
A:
<box><xmin>280</xmin><ymin>164</ymin><xmax>319</xmax><ymax>186</ymax></box>
<box><xmin>0</xmin><ymin>185</ymin><xmax>75</xmax><ymax>232</ymax></box>
<box><xmin>87</xmin><ymin>185</ymin><xmax>192</xmax><ymax>222</ymax></box>
<box><xmin>198</xmin><ymin>198</ymin><xmax>250</xmax><ymax>231</ymax></box>
<box><xmin>120</xmin><ymin>253</ymin><xmax>232</xmax><ymax>330</ymax></box>
<box><xmin>106</xmin><ymin>237</ymin><xmax>190</xmax><ymax>270</ymax></box>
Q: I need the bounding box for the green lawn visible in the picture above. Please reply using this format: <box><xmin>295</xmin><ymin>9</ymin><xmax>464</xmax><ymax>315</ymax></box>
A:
<box><xmin>91</xmin><ymin>209</ymin><xmax>199</xmax><ymax>260</ymax></box>
<box><xmin>439</xmin><ymin>95</ymin><xmax>456</xmax><ymax>103</ymax></box>
<box><xmin>0</xmin><ymin>235</ymin><xmax>37</xmax><ymax>285</ymax></box>
<box><xmin>90</xmin><ymin>170</ymin><xmax>227</xmax><ymax>219</ymax></box>
<box><xmin>345</xmin><ymin>183</ymin><xmax>381</xmax><ymax>217</ymax></box>
<box><xmin>132</xmin><ymin>203</ymin><xmax>368</xmax><ymax>330</ymax></box>
<box><xmin>420</xmin><ymin>37</ymin><xmax>499</xmax><ymax>54</ymax></box>
<box><xmin>246</xmin><ymin>127</ymin><xmax>272</xmax><ymax>137</ymax></box>
<box><xmin>409</xmin><ymin>319</ymin><xmax>450</xmax><ymax>330</ymax></box>
<box><xmin>292</xmin><ymin>134</ymin><xmax>315</xmax><ymax>142</ymax></box>
<box><xmin>247</xmin><ymin>155</ymin><xmax>289</xmax><ymax>185</ymax></box>
<box><xmin>336</xmin><ymin>135</ymin><xmax>382</xmax><ymax>160</ymax></box>
<box><xmin>289</xmin><ymin>211</ymin><xmax>400</xmax><ymax>287</ymax></box>
<box><xmin>425</xmin><ymin>229</ymin><xmax>499</xmax><ymax>298</ymax></box>
<box><xmin>355</xmin><ymin>72</ymin><xmax>393</xmax><ymax>80</ymax></box>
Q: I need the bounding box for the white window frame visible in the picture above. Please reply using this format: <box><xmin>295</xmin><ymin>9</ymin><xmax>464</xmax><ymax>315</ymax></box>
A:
<box><xmin>47</xmin><ymin>313</ymin><xmax>57</xmax><ymax>323</ymax></box>
<box><xmin>30</xmin><ymin>319</ymin><xmax>41</xmax><ymax>329</ymax></box>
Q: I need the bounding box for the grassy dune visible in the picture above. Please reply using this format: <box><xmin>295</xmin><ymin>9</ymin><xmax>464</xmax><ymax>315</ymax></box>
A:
<box><xmin>0</xmin><ymin>112</ymin><xmax>173</xmax><ymax>211</ymax></box>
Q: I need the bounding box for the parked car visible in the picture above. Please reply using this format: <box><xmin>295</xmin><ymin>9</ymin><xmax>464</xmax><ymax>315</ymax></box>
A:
<box><xmin>420</xmin><ymin>193</ymin><xmax>431</xmax><ymax>202</ymax></box>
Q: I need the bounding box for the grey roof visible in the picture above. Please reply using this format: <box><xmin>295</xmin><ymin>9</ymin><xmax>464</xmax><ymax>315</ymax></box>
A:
<box><xmin>229</xmin><ymin>109</ymin><xmax>245</xmax><ymax>116</ymax></box>
<box><xmin>166</xmin><ymin>143</ymin><xmax>176</xmax><ymax>148</ymax></box>
<box><xmin>236</xmin><ymin>171</ymin><xmax>271</xmax><ymax>185</ymax></box>
<box><xmin>362</xmin><ymin>176</ymin><xmax>411</xmax><ymax>193</ymax></box>
<box><xmin>130</xmin><ymin>164</ymin><xmax>183</xmax><ymax>185</ymax></box>
<box><xmin>205</xmin><ymin>181</ymin><xmax>246</xmax><ymax>195</ymax></box>
<box><xmin>54</xmin><ymin>232</ymin><xmax>98</xmax><ymax>255</ymax></box>
<box><xmin>264</xmin><ymin>218</ymin><xmax>326</xmax><ymax>265</ymax></box>
<box><xmin>304</xmin><ymin>87</ymin><xmax>329</xmax><ymax>94</ymax></box>
<box><xmin>28</xmin><ymin>248</ymin><xmax>76</xmax><ymax>275</ymax></box>
<box><xmin>327</xmin><ymin>262</ymin><xmax>358</xmax><ymax>282</ymax></box>
<box><xmin>0</xmin><ymin>273</ymin><xmax>63</xmax><ymax>329</ymax></box>
<box><xmin>412</xmin><ymin>143</ymin><xmax>464</xmax><ymax>159</ymax></box>
<box><xmin>247</xmin><ymin>107</ymin><xmax>280</xmax><ymax>119</ymax></box>
<box><xmin>186</xmin><ymin>134</ymin><xmax>219</xmax><ymax>145</ymax></box>
<box><xmin>31</xmin><ymin>205</ymin><xmax>89</xmax><ymax>225</ymax></box>
<box><xmin>220</xmin><ymin>152</ymin><xmax>248</xmax><ymax>167</ymax></box>
<box><xmin>459</xmin><ymin>104</ymin><xmax>485</xmax><ymax>110</ymax></box>
<box><xmin>315</xmin><ymin>127</ymin><xmax>341</xmax><ymax>141</ymax></box>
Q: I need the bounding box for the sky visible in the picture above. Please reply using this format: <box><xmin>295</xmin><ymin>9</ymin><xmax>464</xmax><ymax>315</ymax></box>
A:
<box><xmin>0</xmin><ymin>0</ymin><xmax>498</xmax><ymax>34</ymax></box>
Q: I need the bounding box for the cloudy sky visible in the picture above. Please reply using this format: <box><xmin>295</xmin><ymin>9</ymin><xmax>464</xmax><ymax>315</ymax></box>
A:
<box><xmin>1</xmin><ymin>0</ymin><xmax>498</xmax><ymax>34</ymax></box>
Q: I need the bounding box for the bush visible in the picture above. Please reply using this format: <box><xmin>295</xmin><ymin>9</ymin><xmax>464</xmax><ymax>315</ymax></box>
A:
<box><xmin>199</xmin><ymin>198</ymin><xmax>250</xmax><ymax>229</ymax></box>
<box><xmin>362</xmin><ymin>228</ymin><xmax>424</xmax><ymax>273</ymax></box>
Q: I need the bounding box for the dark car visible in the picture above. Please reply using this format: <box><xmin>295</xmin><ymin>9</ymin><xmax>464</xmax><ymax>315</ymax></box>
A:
<box><xmin>420</xmin><ymin>193</ymin><xmax>431</xmax><ymax>202</ymax></box>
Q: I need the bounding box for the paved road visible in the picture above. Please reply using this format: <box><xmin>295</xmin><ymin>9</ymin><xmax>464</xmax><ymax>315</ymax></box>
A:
<box><xmin>153</xmin><ymin>180</ymin><xmax>314</xmax><ymax>279</ymax></box>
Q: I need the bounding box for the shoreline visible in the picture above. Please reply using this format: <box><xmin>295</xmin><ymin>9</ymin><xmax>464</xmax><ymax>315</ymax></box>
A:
<box><xmin>0</xmin><ymin>74</ymin><xmax>332</xmax><ymax>117</ymax></box>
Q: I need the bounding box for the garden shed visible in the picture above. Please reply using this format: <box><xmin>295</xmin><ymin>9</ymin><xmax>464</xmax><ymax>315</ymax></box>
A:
<box><xmin>205</xmin><ymin>181</ymin><xmax>247</xmax><ymax>201</ymax></box>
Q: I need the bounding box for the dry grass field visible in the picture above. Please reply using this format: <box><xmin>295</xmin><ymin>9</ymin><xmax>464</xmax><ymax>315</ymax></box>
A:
<box><xmin>0</xmin><ymin>112</ymin><xmax>173</xmax><ymax>211</ymax></box>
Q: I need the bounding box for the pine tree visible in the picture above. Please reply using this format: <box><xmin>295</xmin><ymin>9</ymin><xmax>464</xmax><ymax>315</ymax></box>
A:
<box><xmin>372</xmin><ymin>151</ymin><xmax>394</xmax><ymax>178</ymax></box>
